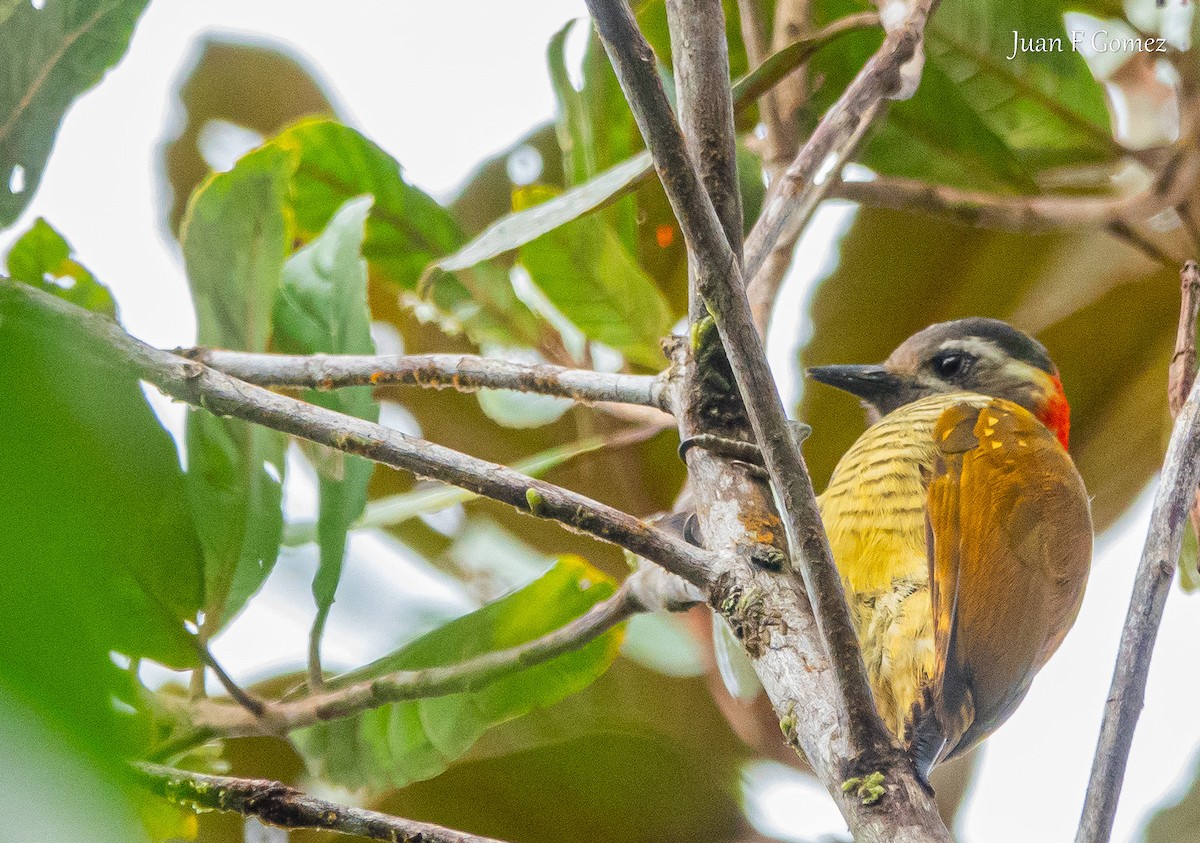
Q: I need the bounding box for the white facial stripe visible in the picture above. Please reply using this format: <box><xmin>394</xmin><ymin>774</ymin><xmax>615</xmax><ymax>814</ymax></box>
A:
<box><xmin>937</xmin><ymin>337</ymin><xmax>1005</xmax><ymax>363</ymax></box>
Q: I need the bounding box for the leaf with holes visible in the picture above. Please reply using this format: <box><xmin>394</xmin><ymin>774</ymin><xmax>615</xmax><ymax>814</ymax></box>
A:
<box><xmin>0</xmin><ymin>0</ymin><xmax>150</xmax><ymax>227</ymax></box>
<box><xmin>5</xmin><ymin>218</ymin><xmax>116</xmax><ymax>316</ymax></box>
<box><xmin>294</xmin><ymin>557</ymin><xmax>623</xmax><ymax>791</ymax></box>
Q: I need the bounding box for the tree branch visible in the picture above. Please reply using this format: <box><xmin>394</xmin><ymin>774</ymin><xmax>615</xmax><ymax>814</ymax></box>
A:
<box><xmin>186</xmin><ymin>349</ymin><xmax>672</xmax><ymax>412</ymax></box>
<box><xmin>0</xmin><ymin>279</ymin><xmax>717</xmax><ymax>591</ymax></box>
<box><xmin>1169</xmin><ymin>262</ymin><xmax>1200</xmax><ymax>564</ymax></box>
<box><xmin>1075</xmin><ymin>262</ymin><xmax>1200</xmax><ymax>843</ymax></box>
<box><xmin>172</xmin><ymin>567</ymin><xmax>700</xmax><ymax>740</ymax></box>
<box><xmin>135</xmin><ymin>762</ymin><xmax>510</xmax><ymax>843</ymax></box>
<box><xmin>832</xmin><ymin>146</ymin><xmax>1200</xmax><ymax>233</ymax></box>
<box><xmin>744</xmin><ymin>0</ymin><xmax>812</xmax><ymax>333</ymax></box>
<box><xmin>665</xmin><ymin>0</ymin><xmax>744</xmax><ymax>259</ymax></box>
<box><xmin>584</xmin><ymin>1</ymin><xmax>951</xmax><ymax>840</ymax></box>
<box><xmin>742</xmin><ymin>2</ymin><xmax>937</xmax><ymax>289</ymax></box>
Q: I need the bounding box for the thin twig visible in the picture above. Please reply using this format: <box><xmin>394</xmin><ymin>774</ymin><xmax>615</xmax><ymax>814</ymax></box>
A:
<box><xmin>0</xmin><ymin>279</ymin><xmax>717</xmax><ymax>591</ymax></box>
<box><xmin>742</xmin><ymin>2</ymin><xmax>937</xmax><ymax>287</ymax></box>
<box><xmin>193</xmin><ymin>643</ymin><xmax>265</xmax><ymax>717</ymax></box>
<box><xmin>182</xmin><ymin>576</ymin><xmax>642</xmax><ymax>737</ymax></box>
<box><xmin>584</xmin><ymin>1</ymin><xmax>950</xmax><ymax>839</ymax></box>
<box><xmin>832</xmin><ymin>146</ymin><xmax>1199</xmax><ymax>232</ymax></box>
<box><xmin>1106</xmin><ymin>220</ymin><xmax>1178</xmax><ymax>268</ymax></box>
<box><xmin>1075</xmin><ymin>263</ymin><xmax>1200</xmax><ymax>843</ymax></box>
<box><xmin>158</xmin><ymin>567</ymin><xmax>701</xmax><ymax>749</ymax></box>
<box><xmin>1169</xmin><ymin>261</ymin><xmax>1200</xmax><ymax>577</ymax></box>
<box><xmin>134</xmin><ymin>762</ymin><xmax>510</xmax><ymax>843</ymax></box>
<box><xmin>187</xmin><ymin>349</ymin><xmax>672</xmax><ymax>412</ymax></box>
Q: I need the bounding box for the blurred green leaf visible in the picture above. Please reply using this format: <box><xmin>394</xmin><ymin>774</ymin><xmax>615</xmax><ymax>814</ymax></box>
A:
<box><xmin>476</xmin><ymin>382</ymin><xmax>573</xmax><ymax>428</ymax></box>
<box><xmin>1179</xmin><ymin>523</ymin><xmax>1200</xmax><ymax>592</ymax></box>
<box><xmin>436</xmin><ymin>153</ymin><xmax>654</xmax><ymax>275</ymax></box>
<box><xmin>925</xmin><ymin>0</ymin><xmax>1114</xmax><ymax>171</ymax></box>
<box><xmin>0</xmin><ymin>1</ymin><xmax>21</xmax><ymax>27</ymax></box>
<box><xmin>376</xmin><ymin>659</ymin><xmax>749</xmax><ymax>843</ymax></box>
<box><xmin>162</xmin><ymin>37</ymin><xmax>338</xmax><ymax>234</ymax></box>
<box><xmin>181</xmin><ymin>144</ymin><xmax>293</xmax><ymax>632</ymax></box>
<box><xmin>5</xmin><ymin>217</ymin><xmax>116</xmax><ymax>316</ymax></box>
<box><xmin>548</xmin><ymin>20</ymin><xmax>594</xmax><ymax>187</ymax></box>
<box><xmin>271</xmin><ymin>118</ymin><xmax>542</xmax><ymax>347</ymax></box>
<box><xmin>274</xmin><ymin>195</ymin><xmax>379</xmax><ymax>673</ymax></box>
<box><xmin>448</xmin><ymin>123</ymin><xmax>564</xmax><ymax>236</ymax></box>
<box><xmin>1144</xmin><ymin>748</ymin><xmax>1200</xmax><ymax>843</ymax></box>
<box><xmin>0</xmin><ymin>0</ymin><xmax>150</xmax><ymax>228</ymax></box>
<box><xmin>519</xmin><ymin>191</ymin><xmax>673</xmax><ymax>368</ymax></box>
<box><xmin>294</xmin><ymin>557</ymin><xmax>624</xmax><ymax>791</ymax></box>
<box><xmin>0</xmin><ymin>682</ymin><xmax>153</xmax><ymax>843</ymax></box>
<box><xmin>0</xmin><ymin>266</ymin><xmax>203</xmax><ymax>765</ymax></box>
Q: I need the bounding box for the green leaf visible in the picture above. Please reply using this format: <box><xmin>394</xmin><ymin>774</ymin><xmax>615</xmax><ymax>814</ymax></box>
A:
<box><xmin>181</xmin><ymin>144</ymin><xmax>293</xmax><ymax>632</ymax></box>
<box><xmin>0</xmin><ymin>0</ymin><xmax>150</xmax><ymax>227</ymax></box>
<box><xmin>426</xmin><ymin>15</ymin><xmax>874</xmax><ymax>277</ymax></box>
<box><xmin>435</xmin><ymin>153</ymin><xmax>654</xmax><ymax>275</ymax></box>
<box><xmin>519</xmin><ymin>201</ymin><xmax>672</xmax><ymax>368</ymax></box>
<box><xmin>273</xmin><ymin>196</ymin><xmax>379</xmax><ymax>668</ymax></box>
<box><xmin>5</xmin><ymin>217</ymin><xmax>116</xmax><ymax>316</ymax></box>
<box><xmin>0</xmin><ymin>683</ymin><xmax>151</xmax><ymax>843</ymax></box>
<box><xmin>0</xmin><ymin>271</ymin><xmax>203</xmax><ymax>764</ymax></box>
<box><xmin>809</xmin><ymin>0</ymin><xmax>1117</xmax><ymax>191</ymax></box>
<box><xmin>924</xmin><ymin>0</ymin><xmax>1114</xmax><ymax>170</ymax></box>
<box><xmin>270</xmin><ymin>118</ymin><xmax>541</xmax><ymax>346</ymax></box>
<box><xmin>294</xmin><ymin>557</ymin><xmax>624</xmax><ymax>791</ymax></box>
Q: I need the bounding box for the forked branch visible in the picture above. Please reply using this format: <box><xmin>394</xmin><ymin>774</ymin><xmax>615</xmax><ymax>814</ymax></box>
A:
<box><xmin>0</xmin><ymin>279</ymin><xmax>717</xmax><ymax>590</ymax></box>
<box><xmin>583</xmin><ymin>0</ymin><xmax>950</xmax><ymax>839</ymax></box>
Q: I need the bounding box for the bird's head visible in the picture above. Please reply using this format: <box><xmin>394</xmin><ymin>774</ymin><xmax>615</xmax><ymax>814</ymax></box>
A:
<box><xmin>807</xmin><ymin>318</ymin><xmax>1071</xmax><ymax>449</ymax></box>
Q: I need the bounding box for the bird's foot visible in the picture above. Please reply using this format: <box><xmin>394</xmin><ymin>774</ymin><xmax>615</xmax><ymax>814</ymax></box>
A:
<box><xmin>677</xmin><ymin>422</ymin><xmax>812</xmax><ymax>477</ymax></box>
<box><xmin>841</xmin><ymin>771</ymin><xmax>887</xmax><ymax>806</ymax></box>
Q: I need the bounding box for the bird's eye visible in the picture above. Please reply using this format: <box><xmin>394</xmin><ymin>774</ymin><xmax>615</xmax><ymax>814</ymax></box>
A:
<box><xmin>933</xmin><ymin>352</ymin><xmax>972</xmax><ymax>379</ymax></box>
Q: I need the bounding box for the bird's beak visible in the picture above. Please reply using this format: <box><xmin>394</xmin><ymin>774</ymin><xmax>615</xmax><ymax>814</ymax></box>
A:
<box><xmin>806</xmin><ymin>364</ymin><xmax>903</xmax><ymax>404</ymax></box>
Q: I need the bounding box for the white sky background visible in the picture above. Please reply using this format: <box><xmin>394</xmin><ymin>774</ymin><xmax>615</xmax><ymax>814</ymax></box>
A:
<box><xmin>3</xmin><ymin>2</ymin><xmax>1200</xmax><ymax>842</ymax></box>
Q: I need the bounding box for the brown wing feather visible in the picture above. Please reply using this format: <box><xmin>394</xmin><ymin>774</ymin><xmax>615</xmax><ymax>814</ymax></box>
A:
<box><xmin>912</xmin><ymin>398</ymin><xmax>1092</xmax><ymax>775</ymax></box>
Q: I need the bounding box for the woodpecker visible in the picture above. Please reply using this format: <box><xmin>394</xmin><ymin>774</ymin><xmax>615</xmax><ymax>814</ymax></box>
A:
<box><xmin>808</xmin><ymin>318</ymin><xmax>1092</xmax><ymax>778</ymax></box>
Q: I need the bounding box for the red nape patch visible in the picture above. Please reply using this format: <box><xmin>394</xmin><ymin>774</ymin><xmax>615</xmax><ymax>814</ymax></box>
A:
<box><xmin>1039</xmin><ymin>374</ymin><xmax>1071</xmax><ymax>450</ymax></box>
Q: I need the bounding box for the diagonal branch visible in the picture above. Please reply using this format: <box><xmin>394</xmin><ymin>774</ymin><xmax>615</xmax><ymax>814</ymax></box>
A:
<box><xmin>165</xmin><ymin>566</ymin><xmax>701</xmax><ymax>742</ymax></box>
<box><xmin>833</xmin><ymin>145</ymin><xmax>1200</xmax><ymax>232</ymax></box>
<box><xmin>0</xmin><ymin>278</ymin><xmax>717</xmax><ymax>591</ymax></box>
<box><xmin>1169</xmin><ymin>262</ymin><xmax>1200</xmax><ymax>562</ymax></box>
<box><xmin>185</xmin><ymin>348</ymin><xmax>672</xmax><ymax>412</ymax></box>
<box><xmin>1075</xmin><ymin>261</ymin><xmax>1200</xmax><ymax>843</ymax></box>
<box><xmin>742</xmin><ymin>2</ymin><xmax>937</xmax><ymax>291</ymax></box>
<box><xmin>135</xmin><ymin>762</ymin><xmax>510</xmax><ymax>843</ymax></box>
<box><xmin>583</xmin><ymin>0</ymin><xmax>950</xmax><ymax>840</ymax></box>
